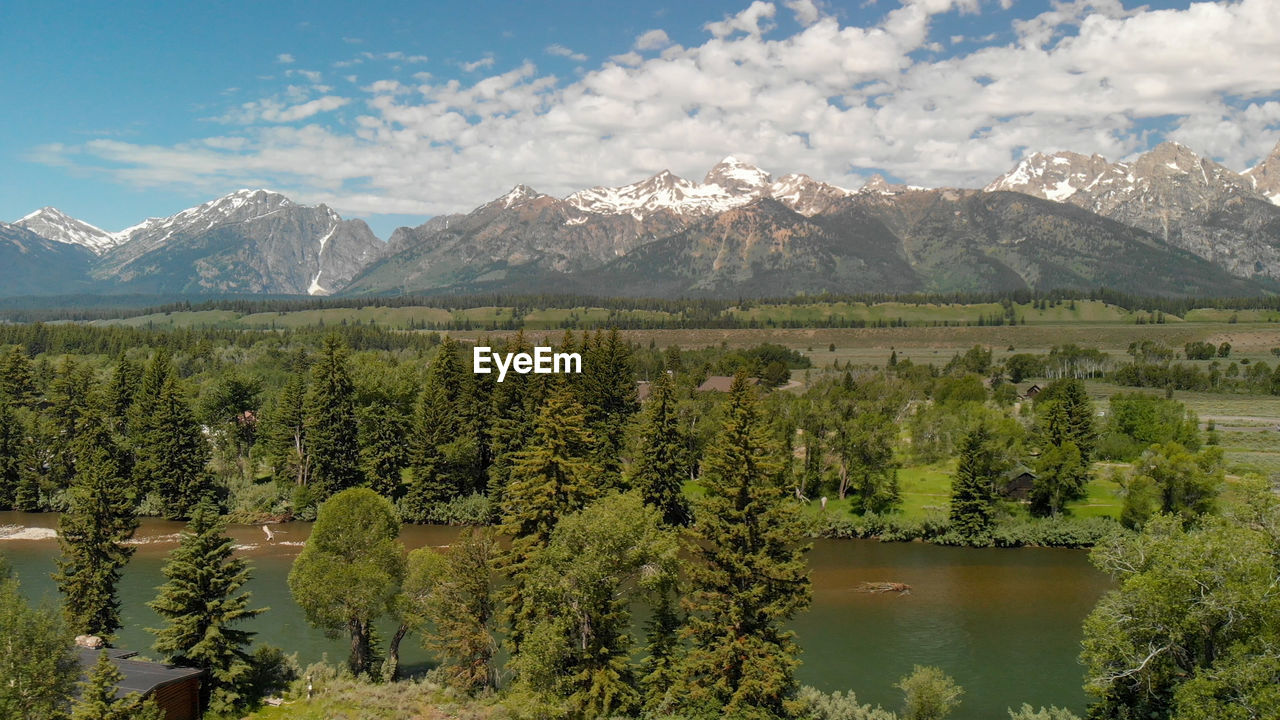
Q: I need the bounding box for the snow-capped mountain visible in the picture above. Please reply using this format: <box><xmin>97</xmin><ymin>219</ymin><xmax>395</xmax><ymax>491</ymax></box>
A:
<box><xmin>986</xmin><ymin>142</ymin><xmax>1280</xmax><ymax>278</ymax></box>
<box><xmin>91</xmin><ymin>189</ymin><xmax>385</xmax><ymax>295</ymax></box>
<box><xmin>564</xmin><ymin>156</ymin><xmax>852</xmax><ymax>221</ymax></box>
<box><xmin>13</xmin><ymin>207</ymin><xmax>121</xmax><ymax>254</ymax></box>
<box><xmin>1243</xmin><ymin>141</ymin><xmax>1280</xmax><ymax>204</ymax></box>
<box><xmin>0</xmin><ymin>221</ymin><xmax>96</xmax><ymax>296</ymax></box>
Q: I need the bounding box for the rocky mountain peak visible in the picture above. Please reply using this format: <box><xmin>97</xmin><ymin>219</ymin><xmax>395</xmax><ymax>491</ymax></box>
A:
<box><xmin>1244</xmin><ymin>140</ymin><xmax>1280</xmax><ymax>204</ymax></box>
<box><xmin>703</xmin><ymin>155</ymin><xmax>772</xmax><ymax>195</ymax></box>
<box><xmin>495</xmin><ymin>185</ymin><xmax>545</xmax><ymax>209</ymax></box>
<box><xmin>14</xmin><ymin>206</ymin><xmax>119</xmax><ymax>254</ymax></box>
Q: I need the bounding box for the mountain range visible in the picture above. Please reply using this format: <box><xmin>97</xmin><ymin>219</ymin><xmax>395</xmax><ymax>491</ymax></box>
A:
<box><xmin>5</xmin><ymin>140</ymin><xmax>1280</xmax><ymax>299</ymax></box>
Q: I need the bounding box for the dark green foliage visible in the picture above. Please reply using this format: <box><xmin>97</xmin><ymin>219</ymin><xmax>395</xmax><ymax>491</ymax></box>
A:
<box><xmin>359</xmin><ymin>404</ymin><xmax>410</xmax><ymax>500</ymax></box>
<box><xmin>103</xmin><ymin>354</ymin><xmax>140</xmax><ymax>428</ymax></box>
<box><xmin>629</xmin><ymin>371</ymin><xmax>691</xmax><ymax>526</ymax></box>
<box><xmin>1183</xmin><ymin>341</ymin><xmax>1216</xmax><ymax>360</ymax></box>
<box><xmin>639</xmin><ymin>575</ymin><xmax>683</xmax><ymax>715</ymax></box>
<box><xmin>0</xmin><ymin>345</ymin><xmax>37</xmax><ymax>407</ymax></box>
<box><xmin>1030</xmin><ymin>441</ymin><xmax>1087</xmax><ymax>517</ymax></box>
<box><xmin>579</xmin><ymin>329</ymin><xmax>639</xmax><ymax>485</ymax></box>
<box><xmin>1004</xmin><ymin>353</ymin><xmax>1045</xmax><ymax>383</ymax></box>
<box><xmin>288</xmin><ymin>488</ymin><xmax>404</xmax><ymax>677</ymax></box>
<box><xmin>0</xmin><ymin>397</ymin><xmax>25</xmax><ymax>508</ymax></box>
<box><xmin>265</xmin><ymin>369</ymin><xmax>309</xmax><ymax>487</ymax></box>
<box><xmin>71</xmin><ymin>650</ymin><xmax>164</xmax><ymax>720</ymax></box>
<box><xmin>949</xmin><ymin>424</ymin><xmax>999</xmax><ymax>541</ymax></box>
<box><xmin>0</xmin><ymin>558</ymin><xmax>80</xmax><ymax>720</ymax></box>
<box><xmin>304</xmin><ymin>335</ymin><xmax>363</xmax><ymax>498</ymax></box>
<box><xmin>46</xmin><ymin>358</ymin><xmax>96</xmax><ymax>490</ymax></box>
<box><xmin>486</xmin><ymin>331</ymin><xmax>541</xmax><ymax>507</ymax></box>
<box><xmin>148</xmin><ymin>498</ymin><xmax>264</xmax><ymax>714</ymax></box>
<box><xmin>513</xmin><ymin>492</ymin><xmax>678</xmax><ymax>719</ymax></box>
<box><xmin>678</xmin><ymin>373</ymin><xmax>811</xmax><ymax>719</ymax></box>
<box><xmin>54</xmin><ymin>419</ymin><xmax>138</xmax><ymax>637</ymax></box>
<box><xmin>1036</xmin><ymin>378</ymin><xmax>1096</xmax><ymax>462</ymax></box>
<box><xmin>500</xmin><ymin>384</ymin><xmax>599</xmax><ymax>651</ymax></box>
<box><xmin>133</xmin><ymin>374</ymin><xmax>213</xmax><ymax>518</ymax></box>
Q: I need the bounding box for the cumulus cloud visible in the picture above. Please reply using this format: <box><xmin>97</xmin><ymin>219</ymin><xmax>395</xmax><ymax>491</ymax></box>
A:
<box><xmin>35</xmin><ymin>0</ymin><xmax>1280</xmax><ymax>218</ymax></box>
<box><xmin>634</xmin><ymin>29</ymin><xmax>671</xmax><ymax>50</ymax></box>
<box><xmin>785</xmin><ymin>0</ymin><xmax>822</xmax><ymax>26</ymax></box>
<box><xmin>276</xmin><ymin>53</ymin><xmax>295</xmax><ymax>64</ymax></box>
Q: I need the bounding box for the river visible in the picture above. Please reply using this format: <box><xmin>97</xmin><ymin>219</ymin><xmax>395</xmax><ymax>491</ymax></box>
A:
<box><xmin>1</xmin><ymin>512</ymin><xmax>1110</xmax><ymax>718</ymax></box>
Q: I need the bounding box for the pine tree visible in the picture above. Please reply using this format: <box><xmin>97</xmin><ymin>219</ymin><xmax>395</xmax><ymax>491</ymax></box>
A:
<box><xmin>46</xmin><ymin>358</ymin><xmax>95</xmax><ymax>490</ymax></box>
<box><xmin>0</xmin><ymin>558</ymin><xmax>80</xmax><ymax>719</ymax></box>
<box><xmin>0</xmin><ymin>397</ymin><xmax>23</xmax><ymax>508</ymax></box>
<box><xmin>639</xmin><ymin>576</ymin><xmax>683</xmax><ymax>715</ymax></box>
<box><xmin>677</xmin><ymin>372</ymin><xmax>811</xmax><ymax>718</ymax></box>
<box><xmin>148</xmin><ymin>498</ymin><xmax>264</xmax><ymax>714</ymax></box>
<box><xmin>133</xmin><ymin>374</ymin><xmax>212</xmax><ymax>519</ymax></box>
<box><xmin>949</xmin><ymin>424</ymin><xmax>999</xmax><ymax>541</ymax></box>
<box><xmin>629</xmin><ymin>371</ymin><xmax>691</xmax><ymax>526</ymax></box>
<box><xmin>359</xmin><ymin>403</ymin><xmax>410</xmax><ymax>500</ymax></box>
<box><xmin>304</xmin><ymin>335</ymin><xmax>363</xmax><ymax>498</ymax></box>
<box><xmin>403</xmin><ymin>381</ymin><xmax>462</xmax><ymax>521</ymax></box>
<box><xmin>0</xmin><ymin>346</ymin><xmax>37</xmax><ymax>408</ymax></box>
<box><xmin>579</xmin><ymin>328</ymin><xmax>639</xmax><ymax>485</ymax></box>
<box><xmin>266</xmin><ymin>370</ymin><xmax>309</xmax><ymax>486</ymax></box>
<box><xmin>54</xmin><ymin>420</ymin><xmax>138</xmax><ymax>637</ymax></box>
<box><xmin>1038</xmin><ymin>378</ymin><xmax>1097</xmax><ymax>462</ymax></box>
<box><xmin>71</xmin><ymin>651</ymin><xmax>163</xmax><ymax>720</ymax></box>
<box><xmin>487</xmin><ymin>332</ymin><xmax>541</xmax><ymax>506</ymax></box>
<box><xmin>103</xmin><ymin>354</ymin><xmax>140</xmax><ymax>430</ymax></box>
<box><xmin>499</xmin><ymin>384</ymin><xmax>598</xmax><ymax>651</ymax></box>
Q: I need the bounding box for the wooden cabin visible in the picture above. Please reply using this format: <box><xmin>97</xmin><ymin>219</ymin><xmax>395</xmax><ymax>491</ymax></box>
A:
<box><xmin>1001</xmin><ymin>466</ymin><xmax>1037</xmax><ymax>501</ymax></box>
<box><xmin>76</xmin><ymin>648</ymin><xmax>204</xmax><ymax>720</ymax></box>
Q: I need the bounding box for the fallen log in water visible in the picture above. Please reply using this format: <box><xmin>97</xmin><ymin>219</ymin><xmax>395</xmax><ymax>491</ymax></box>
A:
<box><xmin>856</xmin><ymin>581</ymin><xmax>912</xmax><ymax>594</ymax></box>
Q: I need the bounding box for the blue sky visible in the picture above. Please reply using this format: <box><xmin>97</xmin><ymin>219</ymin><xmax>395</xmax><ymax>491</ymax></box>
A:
<box><xmin>2</xmin><ymin>0</ymin><xmax>1277</xmax><ymax>239</ymax></box>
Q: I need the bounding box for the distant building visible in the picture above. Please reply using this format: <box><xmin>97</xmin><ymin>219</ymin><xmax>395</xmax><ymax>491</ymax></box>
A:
<box><xmin>1001</xmin><ymin>466</ymin><xmax>1037</xmax><ymax>501</ymax></box>
<box><xmin>697</xmin><ymin>375</ymin><xmax>760</xmax><ymax>393</ymax></box>
<box><xmin>1023</xmin><ymin>384</ymin><xmax>1043</xmax><ymax>400</ymax></box>
<box><xmin>76</xmin><ymin>648</ymin><xmax>204</xmax><ymax>720</ymax></box>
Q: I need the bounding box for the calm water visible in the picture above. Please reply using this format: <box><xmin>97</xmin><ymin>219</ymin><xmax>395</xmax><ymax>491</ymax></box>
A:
<box><xmin>1</xmin><ymin>512</ymin><xmax>1109</xmax><ymax>718</ymax></box>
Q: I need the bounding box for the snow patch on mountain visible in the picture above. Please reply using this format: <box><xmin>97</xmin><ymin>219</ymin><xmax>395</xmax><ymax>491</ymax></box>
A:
<box><xmin>14</xmin><ymin>207</ymin><xmax>120</xmax><ymax>254</ymax></box>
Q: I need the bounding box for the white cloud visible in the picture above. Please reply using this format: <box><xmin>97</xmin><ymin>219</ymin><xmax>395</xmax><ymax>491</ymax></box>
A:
<box><xmin>276</xmin><ymin>53</ymin><xmax>295</xmax><ymax>64</ymax></box>
<box><xmin>546</xmin><ymin>44</ymin><xmax>588</xmax><ymax>62</ymax></box>
<box><xmin>785</xmin><ymin>0</ymin><xmax>822</xmax><ymax>26</ymax></box>
<box><xmin>35</xmin><ymin>0</ymin><xmax>1280</xmax><ymax>218</ymax></box>
<box><xmin>634</xmin><ymin>29</ymin><xmax>671</xmax><ymax>50</ymax></box>
<box><xmin>460</xmin><ymin>56</ymin><xmax>495</xmax><ymax>72</ymax></box>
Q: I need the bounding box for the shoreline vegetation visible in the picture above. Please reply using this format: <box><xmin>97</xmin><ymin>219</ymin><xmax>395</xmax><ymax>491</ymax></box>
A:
<box><xmin>2</xmin><ymin>291</ymin><xmax>1279</xmax><ymax>719</ymax></box>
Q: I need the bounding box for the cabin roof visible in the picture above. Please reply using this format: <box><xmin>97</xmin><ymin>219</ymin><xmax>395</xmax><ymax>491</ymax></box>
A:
<box><xmin>76</xmin><ymin>648</ymin><xmax>204</xmax><ymax>698</ymax></box>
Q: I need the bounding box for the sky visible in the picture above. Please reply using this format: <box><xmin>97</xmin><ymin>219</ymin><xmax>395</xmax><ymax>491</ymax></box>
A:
<box><xmin>2</xmin><ymin>0</ymin><xmax>1278</xmax><ymax>239</ymax></box>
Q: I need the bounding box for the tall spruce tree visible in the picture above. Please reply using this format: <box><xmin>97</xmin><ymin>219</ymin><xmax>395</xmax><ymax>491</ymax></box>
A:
<box><xmin>103</xmin><ymin>354</ymin><xmax>140</xmax><ymax>430</ymax></box>
<box><xmin>304</xmin><ymin>335</ymin><xmax>363</xmax><ymax>498</ymax></box>
<box><xmin>677</xmin><ymin>372</ymin><xmax>811</xmax><ymax>718</ymax></box>
<box><xmin>359</xmin><ymin>403</ymin><xmax>410</xmax><ymax>500</ymax></box>
<box><xmin>1038</xmin><ymin>378</ymin><xmax>1097</xmax><ymax>462</ymax></box>
<box><xmin>949</xmin><ymin>424</ymin><xmax>1000</xmax><ymax>540</ymax></box>
<box><xmin>0</xmin><ymin>346</ymin><xmax>37</xmax><ymax>408</ymax></box>
<box><xmin>133</xmin><ymin>374</ymin><xmax>212</xmax><ymax>518</ymax></box>
<box><xmin>403</xmin><ymin>381</ymin><xmax>463</xmax><ymax>521</ymax></box>
<box><xmin>0</xmin><ymin>397</ymin><xmax>23</xmax><ymax>508</ymax></box>
<box><xmin>148</xmin><ymin>498</ymin><xmax>264</xmax><ymax>714</ymax></box>
<box><xmin>54</xmin><ymin>419</ymin><xmax>138</xmax><ymax>637</ymax></box>
<box><xmin>0</xmin><ymin>558</ymin><xmax>80</xmax><ymax>720</ymax></box>
<box><xmin>46</xmin><ymin>358</ymin><xmax>95</xmax><ymax>490</ymax></box>
<box><xmin>579</xmin><ymin>329</ymin><xmax>639</xmax><ymax>485</ymax></box>
<box><xmin>127</xmin><ymin>350</ymin><xmax>175</xmax><ymax>488</ymax></box>
<box><xmin>499</xmin><ymin>384</ymin><xmax>598</xmax><ymax>652</ymax></box>
<box><xmin>266</xmin><ymin>370</ymin><xmax>309</xmax><ymax>486</ymax></box>
<box><xmin>71</xmin><ymin>651</ymin><xmax>163</xmax><ymax>720</ymax></box>
<box><xmin>487</xmin><ymin>332</ymin><xmax>541</xmax><ymax>506</ymax></box>
<box><xmin>629</xmin><ymin>371</ymin><xmax>691</xmax><ymax>526</ymax></box>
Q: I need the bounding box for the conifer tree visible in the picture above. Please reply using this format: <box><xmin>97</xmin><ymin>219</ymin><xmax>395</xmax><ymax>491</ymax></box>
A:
<box><xmin>403</xmin><ymin>382</ymin><xmax>462</xmax><ymax>520</ymax></box>
<box><xmin>639</xmin><ymin>575</ymin><xmax>683</xmax><ymax>715</ymax></box>
<box><xmin>0</xmin><ymin>346</ymin><xmax>36</xmax><ymax>408</ymax></box>
<box><xmin>487</xmin><ymin>332</ymin><xmax>541</xmax><ymax>505</ymax></box>
<box><xmin>1037</xmin><ymin>378</ymin><xmax>1097</xmax><ymax>462</ymax></box>
<box><xmin>304</xmin><ymin>335</ymin><xmax>363</xmax><ymax>498</ymax></box>
<box><xmin>148</xmin><ymin>498</ymin><xmax>264</xmax><ymax>714</ymax></box>
<box><xmin>499</xmin><ymin>384</ymin><xmax>598</xmax><ymax>651</ymax></box>
<box><xmin>54</xmin><ymin>419</ymin><xmax>138</xmax><ymax>637</ymax></box>
<box><xmin>0</xmin><ymin>558</ymin><xmax>80</xmax><ymax>719</ymax></box>
<box><xmin>677</xmin><ymin>372</ymin><xmax>811</xmax><ymax>718</ymax></box>
<box><xmin>71</xmin><ymin>651</ymin><xmax>163</xmax><ymax>720</ymax></box>
<box><xmin>133</xmin><ymin>374</ymin><xmax>212</xmax><ymax>518</ymax></box>
<box><xmin>949</xmin><ymin>424</ymin><xmax>1000</xmax><ymax>540</ymax></box>
<box><xmin>266</xmin><ymin>370</ymin><xmax>309</xmax><ymax>486</ymax></box>
<box><xmin>0</xmin><ymin>397</ymin><xmax>23</xmax><ymax>508</ymax></box>
<box><xmin>103</xmin><ymin>354</ymin><xmax>140</xmax><ymax>429</ymax></box>
<box><xmin>629</xmin><ymin>371</ymin><xmax>691</xmax><ymax>526</ymax></box>
<box><xmin>580</xmin><ymin>328</ymin><xmax>639</xmax><ymax>485</ymax></box>
<box><xmin>359</xmin><ymin>403</ymin><xmax>410</xmax><ymax>500</ymax></box>
<box><xmin>46</xmin><ymin>358</ymin><xmax>95</xmax><ymax>490</ymax></box>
